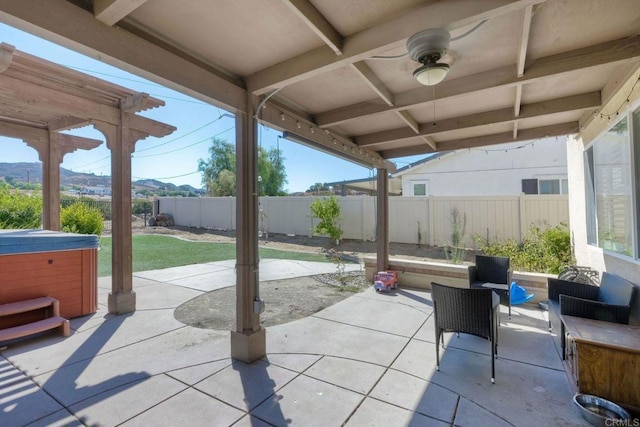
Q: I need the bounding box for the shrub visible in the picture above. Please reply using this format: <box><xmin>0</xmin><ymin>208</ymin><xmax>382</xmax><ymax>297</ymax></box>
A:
<box><xmin>0</xmin><ymin>186</ymin><xmax>42</xmax><ymax>229</ymax></box>
<box><xmin>445</xmin><ymin>207</ymin><xmax>467</xmax><ymax>264</ymax></box>
<box><xmin>61</xmin><ymin>202</ymin><xmax>104</xmax><ymax>235</ymax></box>
<box><xmin>310</xmin><ymin>196</ymin><xmax>343</xmax><ymax>243</ymax></box>
<box><xmin>474</xmin><ymin>222</ymin><xmax>574</xmax><ymax>274</ymax></box>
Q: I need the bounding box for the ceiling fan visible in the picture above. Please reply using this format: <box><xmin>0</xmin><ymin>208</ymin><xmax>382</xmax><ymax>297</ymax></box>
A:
<box><xmin>406</xmin><ymin>28</ymin><xmax>451</xmax><ymax>86</ymax></box>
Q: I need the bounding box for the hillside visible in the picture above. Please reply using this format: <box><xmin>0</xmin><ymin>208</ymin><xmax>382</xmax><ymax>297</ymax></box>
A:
<box><xmin>0</xmin><ymin>162</ymin><xmax>202</xmax><ymax>193</ymax></box>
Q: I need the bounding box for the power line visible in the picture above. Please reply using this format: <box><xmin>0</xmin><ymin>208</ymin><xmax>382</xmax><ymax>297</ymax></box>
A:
<box><xmin>133</xmin><ymin>126</ymin><xmax>234</xmax><ymax>158</ymax></box>
<box><xmin>66</xmin><ymin>120</ymin><xmax>233</xmax><ymax>170</ymax></box>
<box><xmin>133</xmin><ymin>170</ymin><xmax>200</xmax><ymax>180</ymax></box>
<box><xmin>136</xmin><ymin>114</ymin><xmax>231</xmax><ymax>153</ymax></box>
<box><xmin>65</xmin><ymin>64</ymin><xmax>164</xmax><ymax>87</ymax></box>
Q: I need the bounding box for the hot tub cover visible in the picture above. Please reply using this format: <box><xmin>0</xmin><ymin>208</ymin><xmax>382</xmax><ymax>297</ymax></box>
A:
<box><xmin>0</xmin><ymin>229</ymin><xmax>99</xmax><ymax>254</ymax></box>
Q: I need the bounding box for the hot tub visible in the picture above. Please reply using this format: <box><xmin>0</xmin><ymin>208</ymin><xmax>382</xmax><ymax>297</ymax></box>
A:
<box><xmin>0</xmin><ymin>229</ymin><xmax>99</xmax><ymax>327</ymax></box>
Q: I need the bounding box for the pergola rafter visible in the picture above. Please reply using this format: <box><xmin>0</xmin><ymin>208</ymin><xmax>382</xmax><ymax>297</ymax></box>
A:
<box><xmin>0</xmin><ymin>42</ymin><xmax>175</xmax><ymax>315</ymax></box>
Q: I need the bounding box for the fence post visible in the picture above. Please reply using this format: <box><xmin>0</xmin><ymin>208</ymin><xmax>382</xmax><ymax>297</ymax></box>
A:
<box><xmin>361</xmin><ymin>195</ymin><xmax>366</xmax><ymax>241</ymax></box>
<box><xmin>519</xmin><ymin>193</ymin><xmax>527</xmax><ymax>243</ymax></box>
<box><xmin>428</xmin><ymin>196</ymin><xmax>436</xmax><ymax>246</ymax></box>
<box><xmin>308</xmin><ymin>197</ymin><xmax>313</xmax><ymax>237</ymax></box>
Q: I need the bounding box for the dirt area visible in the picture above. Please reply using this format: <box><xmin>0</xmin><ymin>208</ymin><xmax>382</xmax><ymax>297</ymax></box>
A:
<box><xmin>174</xmin><ymin>271</ymin><xmax>368</xmax><ymax>330</ymax></box>
<box><xmin>133</xmin><ymin>224</ymin><xmax>471</xmax><ymax>330</ymax></box>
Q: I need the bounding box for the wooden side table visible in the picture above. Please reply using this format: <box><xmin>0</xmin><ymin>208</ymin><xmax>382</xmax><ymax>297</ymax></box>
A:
<box><xmin>562</xmin><ymin>315</ymin><xmax>640</xmax><ymax>413</ymax></box>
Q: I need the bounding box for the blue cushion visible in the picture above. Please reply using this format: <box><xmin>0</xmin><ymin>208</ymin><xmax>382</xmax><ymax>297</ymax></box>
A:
<box><xmin>0</xmin><ymin>229</ymin><xmax>99</xmax><ymax>254</ymax></box>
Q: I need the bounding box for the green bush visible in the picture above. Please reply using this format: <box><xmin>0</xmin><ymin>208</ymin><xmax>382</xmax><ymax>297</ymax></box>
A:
<box><xmin>0</xmin><ymin>186</ymin><xmax>42</xmax><ymax>229</ymax></box>
<box><xmin>310</xmin><ymin>196</ymin><xmax>343</xmax><ymax>242</ymax></box>
<box><xmin>133</xmin><ymin>200</ymin><xmax>152</xmax><ymax>215</ymax></box>
<box><xmin>474</xmin><ymin>222</ymin><xmax>574</xmax><ymax>274</ymax></box>
<box><xmin>61</xmin><ymin>202</ymin><xmax>104</xmax><ymax>235</ymax></box>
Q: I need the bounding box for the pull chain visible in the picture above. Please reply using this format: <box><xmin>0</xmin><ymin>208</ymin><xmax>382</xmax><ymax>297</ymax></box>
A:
<box><xmin>432</xmin><ymin>85</ymin><xmax>437</xmax><ymax>127</ymax></box>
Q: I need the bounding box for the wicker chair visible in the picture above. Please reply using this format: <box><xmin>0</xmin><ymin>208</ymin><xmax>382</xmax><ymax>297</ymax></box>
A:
<box><xmin>469</xmin><ymin>255</ymin><xmax>512</xmax><ymax>318</ymax></box>
<box><xmin>431</xmin><ymin>282</ymin><xmax>500</xmax><ymax>384</ymax></box>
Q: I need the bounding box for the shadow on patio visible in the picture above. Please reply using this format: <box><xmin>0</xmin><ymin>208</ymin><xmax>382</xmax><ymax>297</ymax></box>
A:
<box><xmin>1</xmin><ymin>264</ymin><xmax>590</xmax><ymax>426</ymax></box>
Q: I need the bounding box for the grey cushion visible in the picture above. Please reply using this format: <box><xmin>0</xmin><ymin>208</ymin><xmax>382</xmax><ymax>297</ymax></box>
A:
<box><xmin>598</xmin><ymin>272</ymin><xmax>636</xmax><ymax>306</ymax></box>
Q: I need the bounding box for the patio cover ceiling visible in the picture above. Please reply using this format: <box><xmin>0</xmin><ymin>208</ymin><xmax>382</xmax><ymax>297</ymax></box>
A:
<box><xmin>0</xmin><ymin>42</ymin><xmax>175</xmax><ymax>149</ymax></box>
<box><xmin>0</xmin><ymin>0</ymin><xmax>638</xmax><ymax>171</ymax></box>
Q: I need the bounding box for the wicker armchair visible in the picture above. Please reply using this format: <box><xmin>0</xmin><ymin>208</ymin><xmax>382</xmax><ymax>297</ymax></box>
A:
<box><xmin>431</xmin><ymin>282</ymin><xmax>500</xmax><ymax>384</ymax></box>
<box><xmin>469</xmin><ymin>255</ymin><xmax>512</xmax><ymax>318</ymax></box>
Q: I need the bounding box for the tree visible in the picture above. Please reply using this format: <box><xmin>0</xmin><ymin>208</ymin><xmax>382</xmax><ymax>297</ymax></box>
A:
<box><xmin>307</xmin><ymin>182</ymin><xmax>329</xmax><ymax>193</ymax></box>
<box><xmin>211</xmin><ymin>169</ymin><xmax>236</xmax><ymax>196</ymax></box>
<box><xmin>198</xmin><ymin>138</ymin><xmax>235</xmax><ymax>196</ymax></box>
<box><xmin>310</xmin><ymin>195</ymin><xmax>343</xmax><ymax>244</ymax></box>
<box><xmin>259</xmin><ymin>147</ymin><xmax>287</xmax><ymax>196</ymax></box>
<box><xmin>198</xmin><ymin>137</ymin><xmax>287</xmax><ymax>196</ymax></box>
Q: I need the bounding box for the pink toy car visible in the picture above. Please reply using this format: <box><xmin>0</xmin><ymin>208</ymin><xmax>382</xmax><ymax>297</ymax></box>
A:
<box><xmin>374</xmin><ymin>271</ymin><xmax>398</xmax><ymax>292</ymax></box>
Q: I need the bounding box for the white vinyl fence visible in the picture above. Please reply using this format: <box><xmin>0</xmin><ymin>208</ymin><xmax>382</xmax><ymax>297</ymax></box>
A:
<box><xmin>157</xmin><ymin>195</ymin><xmax>569</xmax><ymax>248</ymax></box>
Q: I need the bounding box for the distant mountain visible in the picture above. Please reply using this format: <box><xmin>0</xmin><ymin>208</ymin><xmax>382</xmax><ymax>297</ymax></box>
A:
<box><xmin>0</xmin><ymin>162</ymin><xmax>202</xmax><ymax>193</ymax></box>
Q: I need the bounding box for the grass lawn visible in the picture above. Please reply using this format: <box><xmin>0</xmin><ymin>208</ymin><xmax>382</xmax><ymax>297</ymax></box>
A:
<box><xmin>98</xmin><ymin>234</ymin><xmax>331</xmax><ymax>277</ymax></box>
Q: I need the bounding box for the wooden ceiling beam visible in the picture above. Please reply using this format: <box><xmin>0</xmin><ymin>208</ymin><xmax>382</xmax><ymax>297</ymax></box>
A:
<box><xmin>93</xmin><ymin>0</ymin><xmax>148</xmax><ymax>26</ymax></box>
<box><xmin>259</xmin><ymin>101</ymin><xmax>396</xmax><ymax>171</ymax></box>
<box><xmin>282</xmin><ymin>0</ymin><xmax>343</xmax><ymax>55</ymax></box>
<box><xmin>396</xmin><ymin>110</ymin><xmax>419</xmax><ymax>133</ymax></box>
<box><xmin>0</xmin><ymin>43</ymin><xmax>14</xmax><ymax>73</ymax></box>
<box><xmin>421</xmin><ymin>136</ymin><xmax>437</xmax><ymax>151</ymax></box>
<box><xmin>247</xmin><ymin>0</ymin><xmax>545</xmax><ymax>95</ymax></box>
<box><xmin>351</xmin><ymin>61</ymin><xmax>394</xmax><ymax>106</ymax></box>
<box><xmin>356</xmin><ymin>91</ymin><xmax>600</xmax><ymax>147</ymax></box>
<box><xmin>381</xmin><ymin>122</ymin><xmax>578</xmax><ymax>158</ymax></box>
<box><xmin>513</xmin><ymin>5</ymin><xmax>532</xmax><ymax>138</ymax></box>
<box><xmin>317</xmin><ymin>35</ymin><xmax>640</xmax><ymax>128</ymax></box>
<box><xmin>516</xmin><ymin>5</ymin><xmax>533</xmax><ymax>77</ymax></box>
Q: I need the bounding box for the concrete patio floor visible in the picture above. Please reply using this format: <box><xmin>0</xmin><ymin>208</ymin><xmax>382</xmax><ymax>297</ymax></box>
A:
<box><xmin>1</xmin><ymin>260</ymin><xmax>588</xmax><ymax>426</ymax></box>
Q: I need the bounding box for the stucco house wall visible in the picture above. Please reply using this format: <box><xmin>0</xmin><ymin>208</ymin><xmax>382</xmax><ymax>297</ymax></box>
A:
<box><xmin>567</xmin><ymin>68</ymin><xmax>640</xmax><ymax>324</ymax></box>
<box><xmin>398</xmin><ymin>137</ymin><xmax>568</xmax><ymax>196</ymax></box>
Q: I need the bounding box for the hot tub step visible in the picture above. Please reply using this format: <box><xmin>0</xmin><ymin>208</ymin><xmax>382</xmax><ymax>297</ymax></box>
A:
<box><xmin>0</xmin><ymin>316</ymin><xmax>70</xmax><ymax>341</ymax></box>
<box><xmin>0</xmin><ymin>297</ymin><xmax>70</xmax><ymax>342</ymax></box>
<box><xmin>0</xmin><ymin>296</ymin><xmax>60</xmax><ymax>317</ymax></box>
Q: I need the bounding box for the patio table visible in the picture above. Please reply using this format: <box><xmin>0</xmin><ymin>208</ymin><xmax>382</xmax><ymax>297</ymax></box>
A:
<box><xmin>481</xmin><ymin>282</ymin><xmax>511</xmax><ymax>318</ymax></box>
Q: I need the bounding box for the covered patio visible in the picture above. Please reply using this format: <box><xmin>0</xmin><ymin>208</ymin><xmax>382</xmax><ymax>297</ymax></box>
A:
<box><xmin>0</xmin><ymin>0</ymin><xmax>639</xmax><ymax>424</ymax></box>
<box><xmin>2</xmin><ymin>261</ymin><xmax>585</xmax><ymax>426</ymax></box>
<box><xmin>1</xmin><ymin>0</ymin><xmax>637</xmax><ymax>362</ymax></box>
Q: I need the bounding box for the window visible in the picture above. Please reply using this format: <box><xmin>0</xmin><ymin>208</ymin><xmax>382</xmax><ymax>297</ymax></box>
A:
<box><xmin>539</xmin><ymin>179</ymin><xmax>569</xmax><ymax>194</ymax></box>
<box><xmin>412</xmin><ymin>181</ymin><xmax>429</xmax><ymax>196</ymax></box>
<box><xmin>522</xmin><ymin>178</ymin><xmax>568</xmax><ymax>194</ymax></box>
<box><xmin>586</xmin><ymin>115</ymin><xmax>634</xmax><ymax>256</ymax></box>
<box><xmin>522</xmin><ymin>179</ymin><xmax>538</xmax><ymax>194</ymax></box>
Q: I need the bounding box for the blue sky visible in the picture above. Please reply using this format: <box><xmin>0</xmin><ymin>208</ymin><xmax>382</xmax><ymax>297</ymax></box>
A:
<box><xmin>0</xmin><ymin>23</ymin><xmax>422</xmax><ymax>193</ymax></box>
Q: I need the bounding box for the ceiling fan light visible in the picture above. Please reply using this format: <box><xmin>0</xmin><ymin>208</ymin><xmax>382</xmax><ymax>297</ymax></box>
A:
<box><xmin>413</xmin><ymin>63</ymin><xmax>450</xmax><ymax>86</ymax></box>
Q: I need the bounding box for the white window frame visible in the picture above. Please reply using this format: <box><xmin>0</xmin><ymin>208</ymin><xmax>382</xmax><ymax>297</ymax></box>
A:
<box><xmin>411</xmin><ymin>180</ymin><xmax>429</xmax><ymax>196</ymax></box>
<box><xmin>537</xmin><ymin>177</ymin><xmax>569</xmax><ymax>195</ymax></box>
<box><xmin>585</xmin><ymin>103</ymin><xmax>640</xmax><ymax>259</ymax></box>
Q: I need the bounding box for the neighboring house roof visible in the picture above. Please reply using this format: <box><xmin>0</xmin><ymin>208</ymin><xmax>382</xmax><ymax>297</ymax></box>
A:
<box><xmin>392</xmin><ymin>153</ymin><xmax>448</xmax><ymax>178</ymax></box>
<box><xmin>325</xmin><ymin>152</ymin><xmax>451</xmax><ymax>194</ymax></box>
<box><xmin>325</xmin><ymin>175</ymin><xmax>402</xmax><ymax>195</ymax></box>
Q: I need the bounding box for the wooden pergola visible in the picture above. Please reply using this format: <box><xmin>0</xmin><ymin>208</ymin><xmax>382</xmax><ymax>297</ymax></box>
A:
<box><xmin>0</xmin><ymin>42</ymin><xmax>176</xmax><ymax>314</ymax></box>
